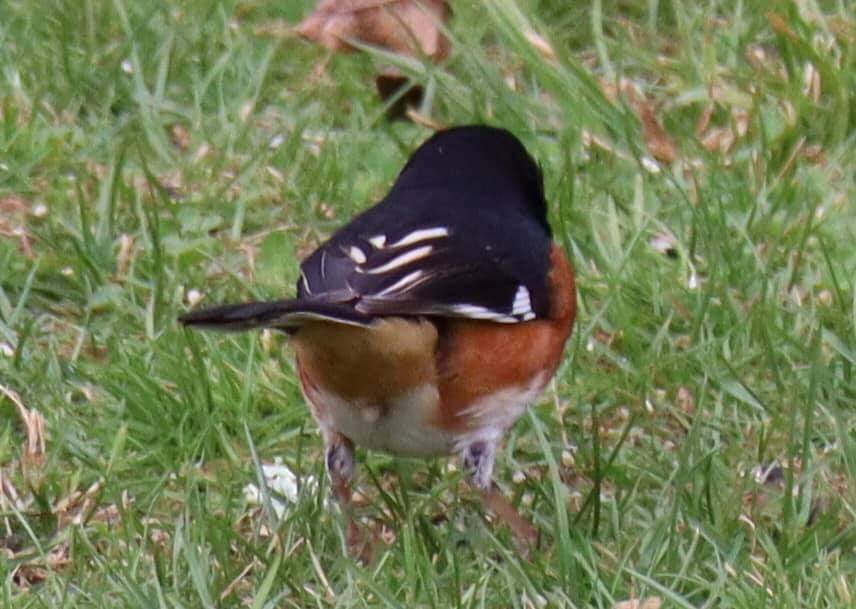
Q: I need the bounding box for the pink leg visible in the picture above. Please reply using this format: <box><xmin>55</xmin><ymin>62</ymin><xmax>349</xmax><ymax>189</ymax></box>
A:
<box><xmin>462</xmin><ymin>440</ymin><xmax>538</xmax><ymax>552</ymax></box>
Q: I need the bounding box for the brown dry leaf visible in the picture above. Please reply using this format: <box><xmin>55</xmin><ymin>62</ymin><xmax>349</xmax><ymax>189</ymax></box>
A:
<box><xmin>168</xmin><ymin>124</ymin><xmax>191</xmax><ymax>150</ymax></box>
<box><xmin>676</xmin><ymin>386</ymin><xmax>695</xmax><ymax>414</ymax></box>
<box><xmin>220</xmin><ymin>558</ymin><xmax>260</xmax><ymax>601</ymax></box>
<box><xmin>733</xmin><ymin>108</ymin><xmax>749</xmax><ymax>137</ymax></box>
<box><xmin>524</xmin><ymin>30</ymin><xmax>557</xmax><ymax>61</ymax></box>
<box><xmin>674</xmin><ymin>334</ymin><xmax>692</xmax><ymax>349</ymax></box>
<box><xmin>296</xmin><ymin>0</ymin><xmax>450</xmax><ymax>60</ymax></box>
<box><xmin>700</xmin><ymin>127</ymin><xmax>735</xmax><ymax>153</ymax></box>
<box><xmin>612</xmin><ymin>598</ymin><xmax>662</xmax><ymax>609</ymax></box>
<box><xmin>802</xmin><ymin>62</ymin><xmax>821</xmax><ymax>102</ymax></box>
<box><xmin>695</xmin><ymin>103</ymin><xmax>715</xmax><ymax>139</ymax></box>
<box><xmin>0</xmin><ymin>195</ymin><xmax>35</xmax><ymax>257</ymax></box>
<box><xmin>11</xmin><ymin>543</ymin><xmax>70</xmax><ymax>589</ymax></box>
<box><xmin>0</xmin><ymin>194</ymin><xmax>28</xmax><ymax>225</ymax></box>
<box><xmin>767</xmin><ymin>12</ymin><xmax>798</xmax><ymax>41</ymax></box>
<box><xmin>745</xmin><ymin>45</ymin><xmax>768</xmax><ymax>70</ymax></box>
<box><xmin>46</xmin><ymin>542</ymin><xmax>71</xmax><ymax>570</ymax></box>
<box><xmin>600</xmin><ymin>78</ymin><xmax>677</xmax><ymax>164</ymax></box>
<box><xmin>0</xmin><ymin>384</ymin><xmax>46</xmax><ymax>465</ymax></box>
<box><xmin>116</xmin><ymin>234</ymin><xmax>135</xmax><ymax>277</ymax></box>
<box><xmin>697</xmin><ymin>106</ymin><xmax>750</xmax><ymax>155</ymax></box>
<box><xmin>636</xmin><ymin>99</ymin><xmax>677</xmax><ymax>163</ymax></box>
<box><xmin>581</xmin><ymin>128</ymin><xmax>632</xmax><ymax>162</ymax></box>
<box><xmin>593</xmin><ymin>328</ymin><xmax>618</xmax><ymax>346</ymax></box>
<box><xmin>53</xmin><ymin>479</ymin><xmax>108</xmax><ymax>528</ymax></box>
<box><xmin>13</xmin><ymin>564</ymin><xmax>48</xmax><ymax>589</ymax></box>
<box><xmin>801</xmin><ymin>143</ymin><xmax>825</xmax><ymax>164</ymax></box>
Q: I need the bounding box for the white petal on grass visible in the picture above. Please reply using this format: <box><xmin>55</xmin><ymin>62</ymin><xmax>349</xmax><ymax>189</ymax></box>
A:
<box><xmin>688</xmin><ymin>271</ymin><xmax>699</xmax><ymax>289</ymax></box>
<box><xmin>186</xmin><ymin>289</ymin><xmax>203</xmax><ymax>306</ymax></box>
<box><xmin>242</xmin><ymin>459</ymin><xmax>316</xmax><ymax>519</ymax></box>
<box><xmin>641</xmin><ymin>156</ymin><xmax>661</xmax><ymax>174</ymax></box>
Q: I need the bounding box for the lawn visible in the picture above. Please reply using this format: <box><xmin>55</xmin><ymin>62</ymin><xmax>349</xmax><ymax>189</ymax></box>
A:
<box><xmin>0</xmin><ymin>1</ymin><xmax>854</xmax><ymax>607</ymax></box>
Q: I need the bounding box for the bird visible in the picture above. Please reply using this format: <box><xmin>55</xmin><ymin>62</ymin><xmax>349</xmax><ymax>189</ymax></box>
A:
<box><xmin>179</xmin><ymin>125</ymin><xmax>577</xmax><ymax>556</ymax></box>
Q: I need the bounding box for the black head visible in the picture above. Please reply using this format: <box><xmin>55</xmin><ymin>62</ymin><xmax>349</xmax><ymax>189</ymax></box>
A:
<box><xmin>391</xmin><ymin>126</ymin><xmax>548</xmax><ymax>227</ymax></box>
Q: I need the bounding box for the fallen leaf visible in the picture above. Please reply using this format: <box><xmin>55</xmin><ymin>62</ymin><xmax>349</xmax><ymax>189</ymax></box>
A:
<box><xmin>296</xmin><ymin>0</ymin><xmax>450</xmax><ymax>60</ymax></box>
<box><xmin>801</xmin><ymin>143</ymin><xmax>825</xmax><ymax>164</ymax></box>
<box><xmin>745</xmin><ymin>45</ymin><xmax>768</xmax><ymax>71</ymax></box>
<box><xmin>524</xmin><ymin>30</ymin><xmax>557</xmax><ymax>61</ymax></box>
<box><xmin>12</xmin><ymin>564</ymin><xmax>48</xmax><ymax>589</ymax></box>
<box><xmin>168</xmin><ymin>123</ymin><xmax>191</xmax><ymax>150</ymax></box>
<box><xmin>116</xmin><ymin>234</ymin><xmax>135</xmax><ymax>277</ymax></box>
<box><xmin>733</xmin><ymin>107</ymin><xmax>749</xmax><ymax>137</ymax></box>
<box><xmin>10</xmin><ymin>543</ymin><xmax>70</xmax><ymax>590</ymax></box>
<box><xmin>0</xmin><ymin>195</ymin><xmax>35</xmax><ymax>257</ymax></box>
<box><xmin>674</xmin><ymin>334</ymin><xmax>692</xmax><ymax>349</ymax></box>
<box><xmin>600</xmin><ymin>78</ymin><xmax>677</xmax><ymax>164</ymax></box>
<box><xmin>220</xmin><ymin>558</ymin><xmax>260</xmax><ymax>601</ymax></box>
<box><xmin>767</xmin><ymin>12</ymin><xmax>797</xmax><ymax>41</ymax></box>
<box><xmin>676</xmin><ymin>386</ymin><xmax>695</xmax><ymax>414</ymax></box>
<box><xmin>636</xmin><ymin>99</ymin><xmax>677</xmax><ymax>163</ymax></box>
<box><xmin>695</xmin><ymin>103</ymin><xmax>714</xmax><ymax>139</ymax></box>
<box><xmin>0</xmin><ymin>384</ymin><xmax>46</xmax><ymax>464</ymax></box>
<box><xmin>802</xmin><ymin>61</ymin><xmax>821</xmax><ymax>102</ymax></box>
<box><xmin>593</xmin><ymin>328</ymin><xmax>618</xmax><ymax>346</ymax></box>
<box><xmin>700</xmin><ymin>126</ymin><xmax>735</xmax><ymax>153</ymax></box>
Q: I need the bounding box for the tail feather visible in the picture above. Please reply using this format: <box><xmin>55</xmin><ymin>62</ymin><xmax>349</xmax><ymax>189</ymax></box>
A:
<box><xmin>178</xmin><ymin>299</ymin><xmax>372</xmax><ymax>332</ymax></box>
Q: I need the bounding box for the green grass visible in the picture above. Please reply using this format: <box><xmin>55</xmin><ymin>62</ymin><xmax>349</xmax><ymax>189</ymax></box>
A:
<box><xmin>1</xmin><ymin>0</ymin><xmax>854</xmax><ymax>607</ymax></box>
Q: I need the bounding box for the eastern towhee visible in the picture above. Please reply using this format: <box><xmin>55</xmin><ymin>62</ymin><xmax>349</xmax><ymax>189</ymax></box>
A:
<box><xmin>180</xmin><ymin>126</ymin><xmax>576</xmax><ymax>555</ymax></box>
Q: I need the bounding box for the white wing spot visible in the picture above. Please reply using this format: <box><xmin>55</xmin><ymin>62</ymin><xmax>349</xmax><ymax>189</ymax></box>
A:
<box><xmin>369</xmin><ymin>235</ymin><xmax>387</xmax><ymax>248</ymax></box>
<box><xmin>449</xmin><ymin>304</ymin><xmax>518</xmax><ymax>323</ymax></box>
<box><xmin>375</xmin><ymin>270</ymin><xmax>426</xmax><ymax>297</ymax></box>
<box><xmin>347</xmin><ymin>246</ymin><xmax>367</xmax><ymax>264</ymax></box>
<box><xmin>301</xmin><ymin>272</ymin><xmax>312</xmax><ymax>295</ymax></box>
<box><xmin>388</xmin><ymin>227</ymin><xmax>449</xmax><ymax>248</ymax></box>
<box><xmin>511</xmin><ymin>285</ymin><xmax>532</xmax><ymax>316</ymax></box>
<box><xmin>364</xmin><ymin>245</ymin><xmax>433</xmax><ymax>274</ymax></box>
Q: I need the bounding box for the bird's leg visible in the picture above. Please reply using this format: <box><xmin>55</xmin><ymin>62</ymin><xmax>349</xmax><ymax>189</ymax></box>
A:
<box><xmin>324</xmin><ymin>433</ymin><xmax>371</xmax><ymax>559</ymax></box>
<box><xmin>325</xmin><ymin>432</ymin><xmax>355</xmax><ymax>505</ymax></box>
<box><xmin>462</xmin><ymin>440</ymin><xmax>538</xmax><ymax>551</ymax></box>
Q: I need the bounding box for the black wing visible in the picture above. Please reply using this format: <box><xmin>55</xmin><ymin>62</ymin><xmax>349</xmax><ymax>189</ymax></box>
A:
<box><xmin>298</xmin><ymin>126</ymin><xmax>553</xmax><ymax>324</ymax></box>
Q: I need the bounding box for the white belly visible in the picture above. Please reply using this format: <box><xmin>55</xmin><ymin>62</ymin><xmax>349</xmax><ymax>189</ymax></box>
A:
<box><xmin>312</xmin><ymin>384</ymin><xmax>456</xmax><ymax>457</ymax></box>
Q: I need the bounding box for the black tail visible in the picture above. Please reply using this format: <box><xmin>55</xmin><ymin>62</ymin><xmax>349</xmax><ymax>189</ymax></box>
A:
<box><xmin>178</xmin><ymin>298</ymin><xmax>372</xmax><ymax>332</ymax></box>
